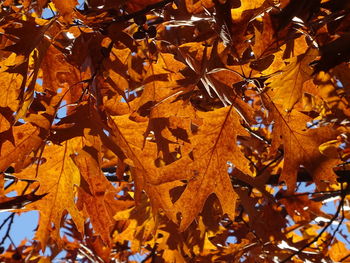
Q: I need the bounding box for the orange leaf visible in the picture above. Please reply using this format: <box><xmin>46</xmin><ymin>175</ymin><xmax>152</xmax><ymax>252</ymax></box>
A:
<box><xmin>52</xmin><ymin>0</ymin><xmax>78</xmax><ymax>22</ymax></box>
<box><xmin>171</xmin><ymin>106</ymin><xmax>251</xmax><ymax>230</ymax></box>
<box><xmin>268</xmin><ymin>48</ymin><xmax>318</xmax><ymax>111</ymax></box>
<box><xmin>269</xmin><ymin>106</ymin><xmax>340</xmax><ymax>190</ymax></box>
<box><xmin>16</xmin><ymin>138</ymin><xmax>85</xmax><ymax>249</ymax></box>
<box><xmin>0</xmin><ymin>123</ymin><xmax>43</xmax><ymax>172</ymax></box>
<box><xmin>73</xmin><ymin>146</ymin><xmax>134</xmax><ymax>245</ymax></box>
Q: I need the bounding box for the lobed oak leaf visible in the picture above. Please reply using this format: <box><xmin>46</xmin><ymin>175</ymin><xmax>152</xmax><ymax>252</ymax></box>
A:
<box><xmin>73</xmin><ymin>146</ymin><xmax>134</xmax><ymax>245</ymax></box>
<box><xmin>278</xmin><ymin>189</ymin><xmax>327</xmax><ymax>223</ymax></box>
<box><xmin>111</xmin><ymin>105</ymin><xmax>251</xmax><ymax>230</ymax></box>
<box><xmin>40</xmin><ymin>45</ymin><xmax>87</xmax><ymax>109</ymax></box>
<box><xmin>267</xmin><ymin>48</ymin><xmax>318</xmax><ymax>111</ymax></box>
<box><xmin>113</xmin><ymin>193</ymin><xmax>157</xmax><ymax>253</ymax></box>
<box><xmin>51</xmin><ymin>0</ymin><xmax>78</xmax><ymax>23</ymax></box>
<box><xmin>108</xmin><ymin>112</ymin><xmax>201</xmax><ymax>227</ymax></box>
<box><xmin>235</xmin><ymin>187</ymin><xmax>287</xmax><ymax>242</ymax></box>
<box><xmin>269</xmin><ymin>106</ymin><xmax>341</xmax><ymax>190</ymax></box>
<box><xmin>313</xmin><ymin>71</ymin><xmax>350</xmax><ymax>120</ymax></box>
<box><xmin>15</xmin><ymin>138</ymin><xmax>85</xmax><ymax>250</ymax></box>
<box><xmin>0</xmin><ymin>72</ymin><xmax>24</xmax><ymax>112</ymax></box>
<box><xmin>0</xmin><ymin>123</ymin><xmax>43</xmax><ymax>172</ymax></box>
<box><xmin>1</xmin><ymin>17</ymin><xmax>51</xmax><ymax>59</ymax></box>
<box><xmin>170</xmin><ymin>106</ymin><xmax>251</xmax><ymax>230</ymax></box>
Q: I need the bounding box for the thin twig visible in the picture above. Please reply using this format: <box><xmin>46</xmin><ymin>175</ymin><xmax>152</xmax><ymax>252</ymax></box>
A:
<box><xmin>0</xmin><ymin>213</ymin><xmax>15</xmax><ymax>245</ymax></box>
<box><xmin>280</xmin><ymin>183</ymin><xmax>347</xmax><ymax>262</ymax></box>
<box><xmin>340</xmin><ymin>252</ymin><xmax>350</xmax><ymax>262</ymax></box>
<box><xmin>141</xmin><ymin>243</ymin><xmax>158</xmax><ymax>263</ymax></box>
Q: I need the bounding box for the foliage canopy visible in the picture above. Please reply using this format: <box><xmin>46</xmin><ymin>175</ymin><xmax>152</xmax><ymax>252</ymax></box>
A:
<box><xmin>1</xmin><ymin>0</ymin><xmax>350</xmax><ymax>262</ymax></box>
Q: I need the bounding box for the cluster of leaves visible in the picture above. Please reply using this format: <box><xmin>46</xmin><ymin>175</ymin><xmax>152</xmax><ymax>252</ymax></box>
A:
<box><xmin>1</xmin><ymin>0</ymin><xmax>350</xmax><ymax>261</ymax></box>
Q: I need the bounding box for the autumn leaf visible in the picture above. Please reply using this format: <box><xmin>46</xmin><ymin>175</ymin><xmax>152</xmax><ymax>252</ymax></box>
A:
<box><xmin>328</xmin><ymin>240</ymin><xmax>350</xmax><ymax>262</ymax></box>
<box><xmin>1</xmin><ymin>0</ymin><xmax>350</xmax><ymax>261</ymax></box>
<box><xmin>269</xmin><ymin>106</ymin><xmax>341</xmax><ymax>190</ymax></box>
<box><xmin>113</xmin><ymin>193</ymin><xmax>157</xmax><ymax>253</ymax></box>
<box><xmin>73</xmin><ymin>146</ymin><xmax>134</xmax><ymax>245</ymax></box>
<box><xmin>231</xmin><ymin>0</ymin><xmax>266</xmax><ymax>21</ymax></box>
<box><xmin>51</xmin><ymin>0</ymin><xmax>78</xmax><ymax>22</ymax></box>
<box><xmin>268</xmin><ymin>48</ymin><xmax>318</xmax><ymax>111</ymax></box>
<box><xmin>0</xmin><ymin>72</ymin><xmax>24</xmax><ymax>112</ymax></box>
<box><xmin>170</xmin><ymin>105</ymin><xmax>252</xmax><ymax>230</ymax></box>
<box><xmin>15</xmin><ymin>138</ymin><xmax>85</xmax><ymax>249</ymax></box>
<box><xmin>0</xmin><ymin>123</ymin><xmax>43</xmax><ymax>172</ymax></box>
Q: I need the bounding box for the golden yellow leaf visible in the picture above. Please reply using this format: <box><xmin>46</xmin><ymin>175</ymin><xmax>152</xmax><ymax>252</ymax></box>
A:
<box><xmin>16</xmin><ymin>138</ymin><xmax>85</xmax><ymax>249</ymax></box>
<box><xmin>328</xmin><ymin>240</ymin><xmax>350</xmax><ymax>262</ymax></box>
<box><xmin>0</xmin><ymin>72</ymin><xmax>23</xmax><ymax>112</ymax></box>
<box><xmin>171</xmin><ymin>106</ymin><xmax>251</xmax><ymax>230</ymax></box>
<box><xmin>268</xmin><ymin>48</ymin><xmax>318</xmax><ymax>111</ymax></box>
<box><xmin>0</xmin><ymin>123</ymin><xmax>43</xmax><ymax>172</ymax></box>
